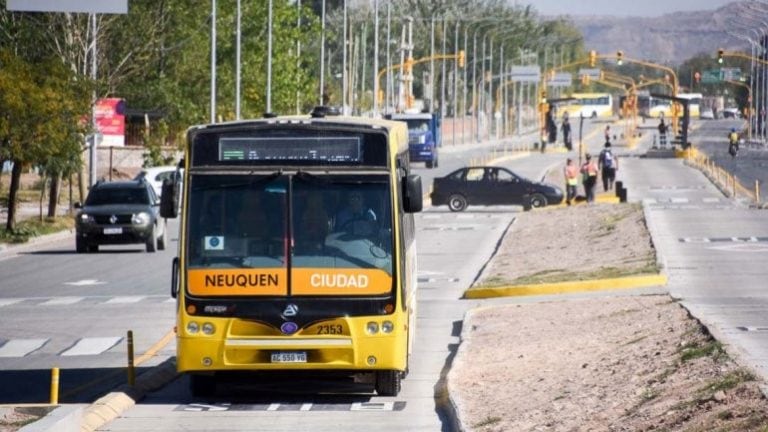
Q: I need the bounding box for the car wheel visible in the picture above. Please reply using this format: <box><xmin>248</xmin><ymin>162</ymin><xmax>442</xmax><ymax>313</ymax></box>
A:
<box><xmin>146</xmin><ymin>226</ymin><xmax>158</xmax><ymax>253</ymax></box>
<box><xmin>447</xmin><ymin>194</ymin><xmax>468</xmax><ymax>212</ymax></box>
<box><xmin>374</xmin><ymin>370</ymin><xmax>402</xmax><ymax>396</ymax></box>
<box><xmin>530</xmin><ymin>193</ymin><xmax>548</xmax><ymax>208</ymax></box>
<box><xmin>157</xmin><ymin>222</ymin><xmax>167</xmax><ymax>251</ymax></box>
<box><xmin>426</xmin><ymin>160</ymin><xmax>434</xmax><ymax>169</ymax></box>
<box><xmin>76</xmin><ymin>237</ymin><xmax>87</xmax><ymax>253</ymax></box>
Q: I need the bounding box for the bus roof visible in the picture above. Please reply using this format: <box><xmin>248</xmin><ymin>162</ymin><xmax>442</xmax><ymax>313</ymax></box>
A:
<box><xmin>187</xmin><ymin>113</ymin><xmax>410</xmax><ymax>156</ymax></box>
<box><xmin>570</xmin><ymin>92</ymin><xmax>612</xmax><ymax>98</ymax></box>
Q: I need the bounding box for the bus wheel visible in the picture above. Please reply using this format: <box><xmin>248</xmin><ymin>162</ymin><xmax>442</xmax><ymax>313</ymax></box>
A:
<box><xmin>190</xmin><ymin>374</ymin><xmax>217</xmax><ymax>397</ymax></box>
<box><xmin>447</xmin><ymin>194</ymin><xmax>467</xmax><ymax>212</ymax></box>
<box><xmin>375</xmin><ymin>370</ymin><xmax>402</xmax><ymax>396</ymax></box>
<box><xmin>426</xmin><ymin>160</ymin><xmax>434</xmax><ymax>169</ymax></box>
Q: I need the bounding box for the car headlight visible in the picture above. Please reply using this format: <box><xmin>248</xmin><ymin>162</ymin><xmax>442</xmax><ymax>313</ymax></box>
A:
<box><xmin>132</xmin><ymin>212</ymin><xmax>151</xmax><ymax>225</ymax></box>
<box><xmin>78</xmin><ymin>213</ymin><xmax>95</xmax><ymax>224</ymax></box>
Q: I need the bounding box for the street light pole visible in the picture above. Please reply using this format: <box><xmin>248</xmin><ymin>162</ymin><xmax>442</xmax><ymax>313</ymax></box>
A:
<box><xmin>210</xmin><ymin>0</ymin><xmax>216</xmax><ymax>123</ymax></box>
<box><xmin>373</xmin><ymin>0</ymin><xmax>379</xmax><ymax>118</ymax></box>
<box><xmin>235</xmin><ymin>0</ymin><xmax>241</xmax><ymax>119</ymax></box>
<box><xmin>319</xmin><ymin>0</ymin><xmax>325</xmax><ymax>105</ymax></box>
<box><xmin>266</xmin><ymin>0</ymin><xmax>273</xmax><ymax>114</ymax></box>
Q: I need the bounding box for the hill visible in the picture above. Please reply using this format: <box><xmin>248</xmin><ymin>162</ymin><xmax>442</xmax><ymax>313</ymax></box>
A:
<box><xmin>565</xmin><ymin>1</ymin><xmax>750</xmax><ymax>65</ymax></box>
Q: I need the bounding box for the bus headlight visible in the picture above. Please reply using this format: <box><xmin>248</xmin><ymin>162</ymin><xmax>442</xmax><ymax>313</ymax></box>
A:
<box><xmin>202</xmin><ymin>322</ymin><xmax>216</xmax><ymax>335</ymax></box>
<box><xmin>381</xmin><ymin>321</ymin><xmax>394</xmax><ymax>334</ymax></box>
<box><xmin>186</xmin><ymin>322</ymin><xmax>200</xmax><ymax>334</ymax></box>
<box><xmin>366</xmin><ymin>322</ymin><xmax>379</xmax><ymax>334</ymax></box>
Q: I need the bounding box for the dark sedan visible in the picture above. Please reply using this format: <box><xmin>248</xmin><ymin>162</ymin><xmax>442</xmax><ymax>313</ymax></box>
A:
<box><xmin>430</xmin><ymin>166</ymin><xmax>564</xmax><ymax>212</ymax></box>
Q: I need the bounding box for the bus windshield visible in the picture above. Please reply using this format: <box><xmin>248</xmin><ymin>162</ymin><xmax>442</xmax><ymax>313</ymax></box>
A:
<box><xmin>186</xmin><ymin>173</ymin><xmax>394</xmax><ymax>297</ymax></box>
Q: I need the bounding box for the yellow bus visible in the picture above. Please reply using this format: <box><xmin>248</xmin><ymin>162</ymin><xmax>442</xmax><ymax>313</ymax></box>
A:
<box><xmin>560</xmin><ymin>93</ymin><xmax>613</xmax><ymax>119</ymax></box>
<box><xmin>161</xmin><ymin>107</ymin><xmax>423</xmax><ymax>397</ymax></box>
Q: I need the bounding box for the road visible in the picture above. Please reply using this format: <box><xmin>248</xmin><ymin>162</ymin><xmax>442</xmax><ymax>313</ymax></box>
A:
<box><xmin>0</xmin><ymin>118</ymin><xmax>657</xmax><ymax>431</ymax></box>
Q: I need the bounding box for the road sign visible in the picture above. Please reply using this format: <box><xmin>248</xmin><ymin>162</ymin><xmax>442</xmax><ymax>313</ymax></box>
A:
<box><xmin>721</xmin><ymin>67</ymin><xmax>741</xmax><ymax>81</ymax></box>
<box><xmin>701</xmin><ymin>70</ymin><xmax>721</xmax><ymax>84</ymax></box>
<box><xmin>578</xmin><ymin>68</ymin><xmax>601</xmax><ymax>80</ymax></box>
<box><xmin>510</xmin><ymin>65</ymin><xmax>540</xmax><ymax>83</ymax></box>
<box><xmin>548</xmin><ymin>72</ymin><xmax>572</xmax><ymax>88</ymax></box>
<box><xmin>6</xmin><ymin>0</ymin><xmax>127</xmax><ymax>13</ymax></box>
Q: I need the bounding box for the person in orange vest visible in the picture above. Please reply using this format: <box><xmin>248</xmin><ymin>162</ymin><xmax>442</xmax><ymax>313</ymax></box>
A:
<box><xmin>580</xmin><ymin>153</ymin><xmax>599</xmax><ymax>203</ymax></box>
<box><xmin>564</xmin><ymin>158</ymin><xmax>579</xmax><ymax>205</ymax></box>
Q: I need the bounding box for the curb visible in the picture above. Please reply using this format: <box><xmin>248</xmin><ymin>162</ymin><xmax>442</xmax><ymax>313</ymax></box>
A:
<box><xmin>463</xmin><ymin>273</ymin><xmax>668</xmax><ymax>299</ymax></box>
<box><xmin>80</xmin><ymin>358</ymin><xmax>178</xmax><ymax>432</ymax></box>
<box><xmin>19</xmin><ymin>358</ymin><xmax>179</xmax><ymax>432</ymax></box>
<box><xmin>0</xmin><ymin>229</ymin><xmax>74</xmax><ymax>257</ymax></box>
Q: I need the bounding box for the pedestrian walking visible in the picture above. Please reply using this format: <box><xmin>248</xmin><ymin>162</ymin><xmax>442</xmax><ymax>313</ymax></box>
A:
<box><xmin>598</xmin><ymin>142</ymin><xmax>618</xmax><ymax>192</ymax></box>
<box><xmin>658</xmin><ymin>118</ymin><xmax>667</xmax><ymax>148</ymax></box>
<box><xmin>562</xmin><ymin>116</ymin><xmax>572</xmax><ymax>151</ymax></box>
<box><xmin>564</xmin><ymin>158</ymin><xmax>579</xmax><ymax>205</ymax></box>
<box><xmin>604</xmin><ymin>125</ymin><xmax>611</xmax><ymax>143</ymax></box>
<box><xmin>580</xmin><ymin>153</ymin><xmax>598</xmax><ymax>203</ymax></box>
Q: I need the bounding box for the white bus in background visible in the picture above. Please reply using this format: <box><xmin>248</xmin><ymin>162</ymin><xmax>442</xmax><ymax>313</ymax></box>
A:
<box><xmin>676</xmin><ymin>93</ymin><xmax>702</xmax><ymax>118</ymax></box>
<box><xmin>560</xmin><ymin>93</ymin><xmax>613</xmax><ymax>119</ymax></box>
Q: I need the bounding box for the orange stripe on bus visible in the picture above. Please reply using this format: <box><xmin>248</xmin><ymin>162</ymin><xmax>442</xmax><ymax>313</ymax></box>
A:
<box><xmin>188</xmin><ymin>269</ymin><xmax>287</xmax><ymax>296</ymax></box>
<box><xmin>291</xmin><ymin>268</ymin><xmax>393</xmax><ymax>295</ymax></box>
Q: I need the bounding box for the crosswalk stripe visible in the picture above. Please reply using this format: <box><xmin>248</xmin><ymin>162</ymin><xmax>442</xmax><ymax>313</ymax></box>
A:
<box><xmin>60</xmin><ymin>337</ymin><xmax>122</xmax><ymax>356</ymax></box>
<box><xmin>40</xmin><ymin>297</ymin><xmax>84</xmax><ymax>306</ymax></box>
<box><xmin>0</xmin><ymin>338</ymin><xmax>48</xmax><ymax>357</ymax></box>
<box><xmin>104</xmin><ymin>296</ymin><xmax>145</xmax><ymax>304</ymax></box>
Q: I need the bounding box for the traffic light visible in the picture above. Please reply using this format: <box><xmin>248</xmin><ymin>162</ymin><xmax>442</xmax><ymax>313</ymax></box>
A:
<box><xmin>718</xmin><ymin>48</ymin><xmax>724</xmax><ymax>64</ymax></box>
<box><xmin>457</xmin><ymin>50</ymin><xmax>465</xmax><ymax>68</ymax></box>
<box><xmin>589</xmin><ymin>50</ymin><xmax>597</xmax><ymax>68</ymax></box>
<box><xmin>616</xmin><ymin>50</ymin><xmax>623</xmax><ymax>66</ymax></box>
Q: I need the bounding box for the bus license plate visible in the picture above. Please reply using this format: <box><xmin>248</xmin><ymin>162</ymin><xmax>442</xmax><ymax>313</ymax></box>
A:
<box><xmin>104</xmin><ymin>227</ymin><xmax>123</xmax><ymax>235</ymax></box>
<box><xmin>271</xmin><ymin>352</ymin><xmax>307</xmax><ymax>363</ymax></box>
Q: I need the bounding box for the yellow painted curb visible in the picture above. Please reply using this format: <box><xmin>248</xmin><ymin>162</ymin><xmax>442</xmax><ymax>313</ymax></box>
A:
<box><xmin>464</xmin><ymin>273</ymin><xmax>667</xmax><ymax>299</ymax></box>
<box><xmin>81</xmin><ymin>392</ymin><xmax>136</xmax><ymax>432</ymax></box>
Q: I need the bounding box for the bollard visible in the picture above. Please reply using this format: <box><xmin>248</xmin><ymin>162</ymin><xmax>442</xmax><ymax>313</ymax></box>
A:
<box><xmin>619</xmin><ymin>185</ymin><xmax>628</xmax><ymax>203</ymax></box>
<box><xmin>127</xmin><ymin>330</ymin><xmax>135</xmax><ymax>386</ymax></box>
<box><xmin>756</xmin><ymin>180</ymin><xmax>761</xmax><ymax>205</ymax></box>
<box><xmin>50</xmin><ymin>367</ymin><xmax>59</xmax><ymax>405</ymax></box>
<box><xmin>732</xmin><ymin>174</ymin><xmax>737</xmax><ymax>198</ymax></box>
<box><xmin>615</xmin><ymin>181</ymin><xmax>624</xmax><ymax>198</ymax></box>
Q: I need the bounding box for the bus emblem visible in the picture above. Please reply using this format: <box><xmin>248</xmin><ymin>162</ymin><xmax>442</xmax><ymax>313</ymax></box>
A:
<box><xmin>280</xmin><ymin>322</ymin><xmax>299</xmax><ymax>335</ymax></box>
<box><xmin>283</xmin><ymin>304</ymin><xmax>299</xmax><ymax>317</ymax></box>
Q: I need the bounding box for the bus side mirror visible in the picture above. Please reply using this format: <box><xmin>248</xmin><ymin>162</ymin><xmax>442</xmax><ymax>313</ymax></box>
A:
<box><xmin>160</xmin><ymin>178</ymin><xmax>179</xmax><ymax>218</ymax></box>
<box><xmin>402</xmin><ymin>174</ymin><xmax>423</xmax><ymax>213</ymax></box>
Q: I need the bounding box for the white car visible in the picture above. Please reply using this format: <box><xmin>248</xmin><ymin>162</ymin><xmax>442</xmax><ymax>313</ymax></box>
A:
<box><xmin>134</xmin><ymin>165</ymin><xmax>182</xmax><ymax>198</ymax></box>
<box><xmin>700</xmin><ymin>109</ymin><xmax>715</xmax><ymax>120</ymax></box>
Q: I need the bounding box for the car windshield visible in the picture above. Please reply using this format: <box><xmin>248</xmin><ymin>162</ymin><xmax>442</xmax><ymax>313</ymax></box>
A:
<box><xmin>404</xmin><ymin>119</ymin><xmax>430</xmax><ymax>132</ymax></box>
<box><xmin>86</xmin><ymin>187</ymin><xmax>150</xmax><ymax>205</ymax></box>
<box><xmin>186</xmin><ymin>173</ymin><xmax>394</xmax><ymax>289</ymax></box>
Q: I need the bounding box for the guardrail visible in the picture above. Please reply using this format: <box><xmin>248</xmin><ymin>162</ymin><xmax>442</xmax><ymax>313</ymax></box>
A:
<box><xmin>686</xmin><ymin>150</ymin><xmax>763</xmax><ymax>207</ymax></box>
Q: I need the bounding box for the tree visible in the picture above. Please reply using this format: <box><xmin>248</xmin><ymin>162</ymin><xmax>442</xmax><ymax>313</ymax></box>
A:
<box><xmin>0</xmin><ymin>50</ymin><xmax>90</xmax><ymax>229</ymax></box>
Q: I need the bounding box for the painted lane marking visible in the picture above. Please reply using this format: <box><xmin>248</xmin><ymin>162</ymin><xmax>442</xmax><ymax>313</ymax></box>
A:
<box><xmin>0</xmin><ymin>299</ymin><xmax>23</xmax><ymax>307</ymax></box>
<box><xmin>64</xmin><ymin>279</ymin><xmax>106</xmax><ymax>286</ymax></box>
<box><xmin>351</xmin><ymin>402</ymin><xmax>396</xmax><ymax>411</ymax></box>
<box><xmin>40</xmin><ymin>297</ymin><xmax>84</xmax><ymax>306</ymax></box>
<box><xmin>702</xmin><ymin>197</ymin><xmax>721</xmax><ymax>203</ymax></box>
<box><xmin>103</xmin><ymin>296</ymin><xmax>145</xmax><ymax>304</ymax></box>
<box><xmin>0</xmin><ymin>338</ymin><xmax>48</xmax><ymax>357</ymax></box>
<box><xmin>60</xmin><ymin>337</ymin><xmax>122</xmax><ymax>356</ymax></box>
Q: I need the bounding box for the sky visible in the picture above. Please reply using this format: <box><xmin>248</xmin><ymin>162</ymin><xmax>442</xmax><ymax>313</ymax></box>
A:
<box><xmin>522</xmin><ymin>0</ymin><xmax>736</xmax><ymax>17</ymax></box>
